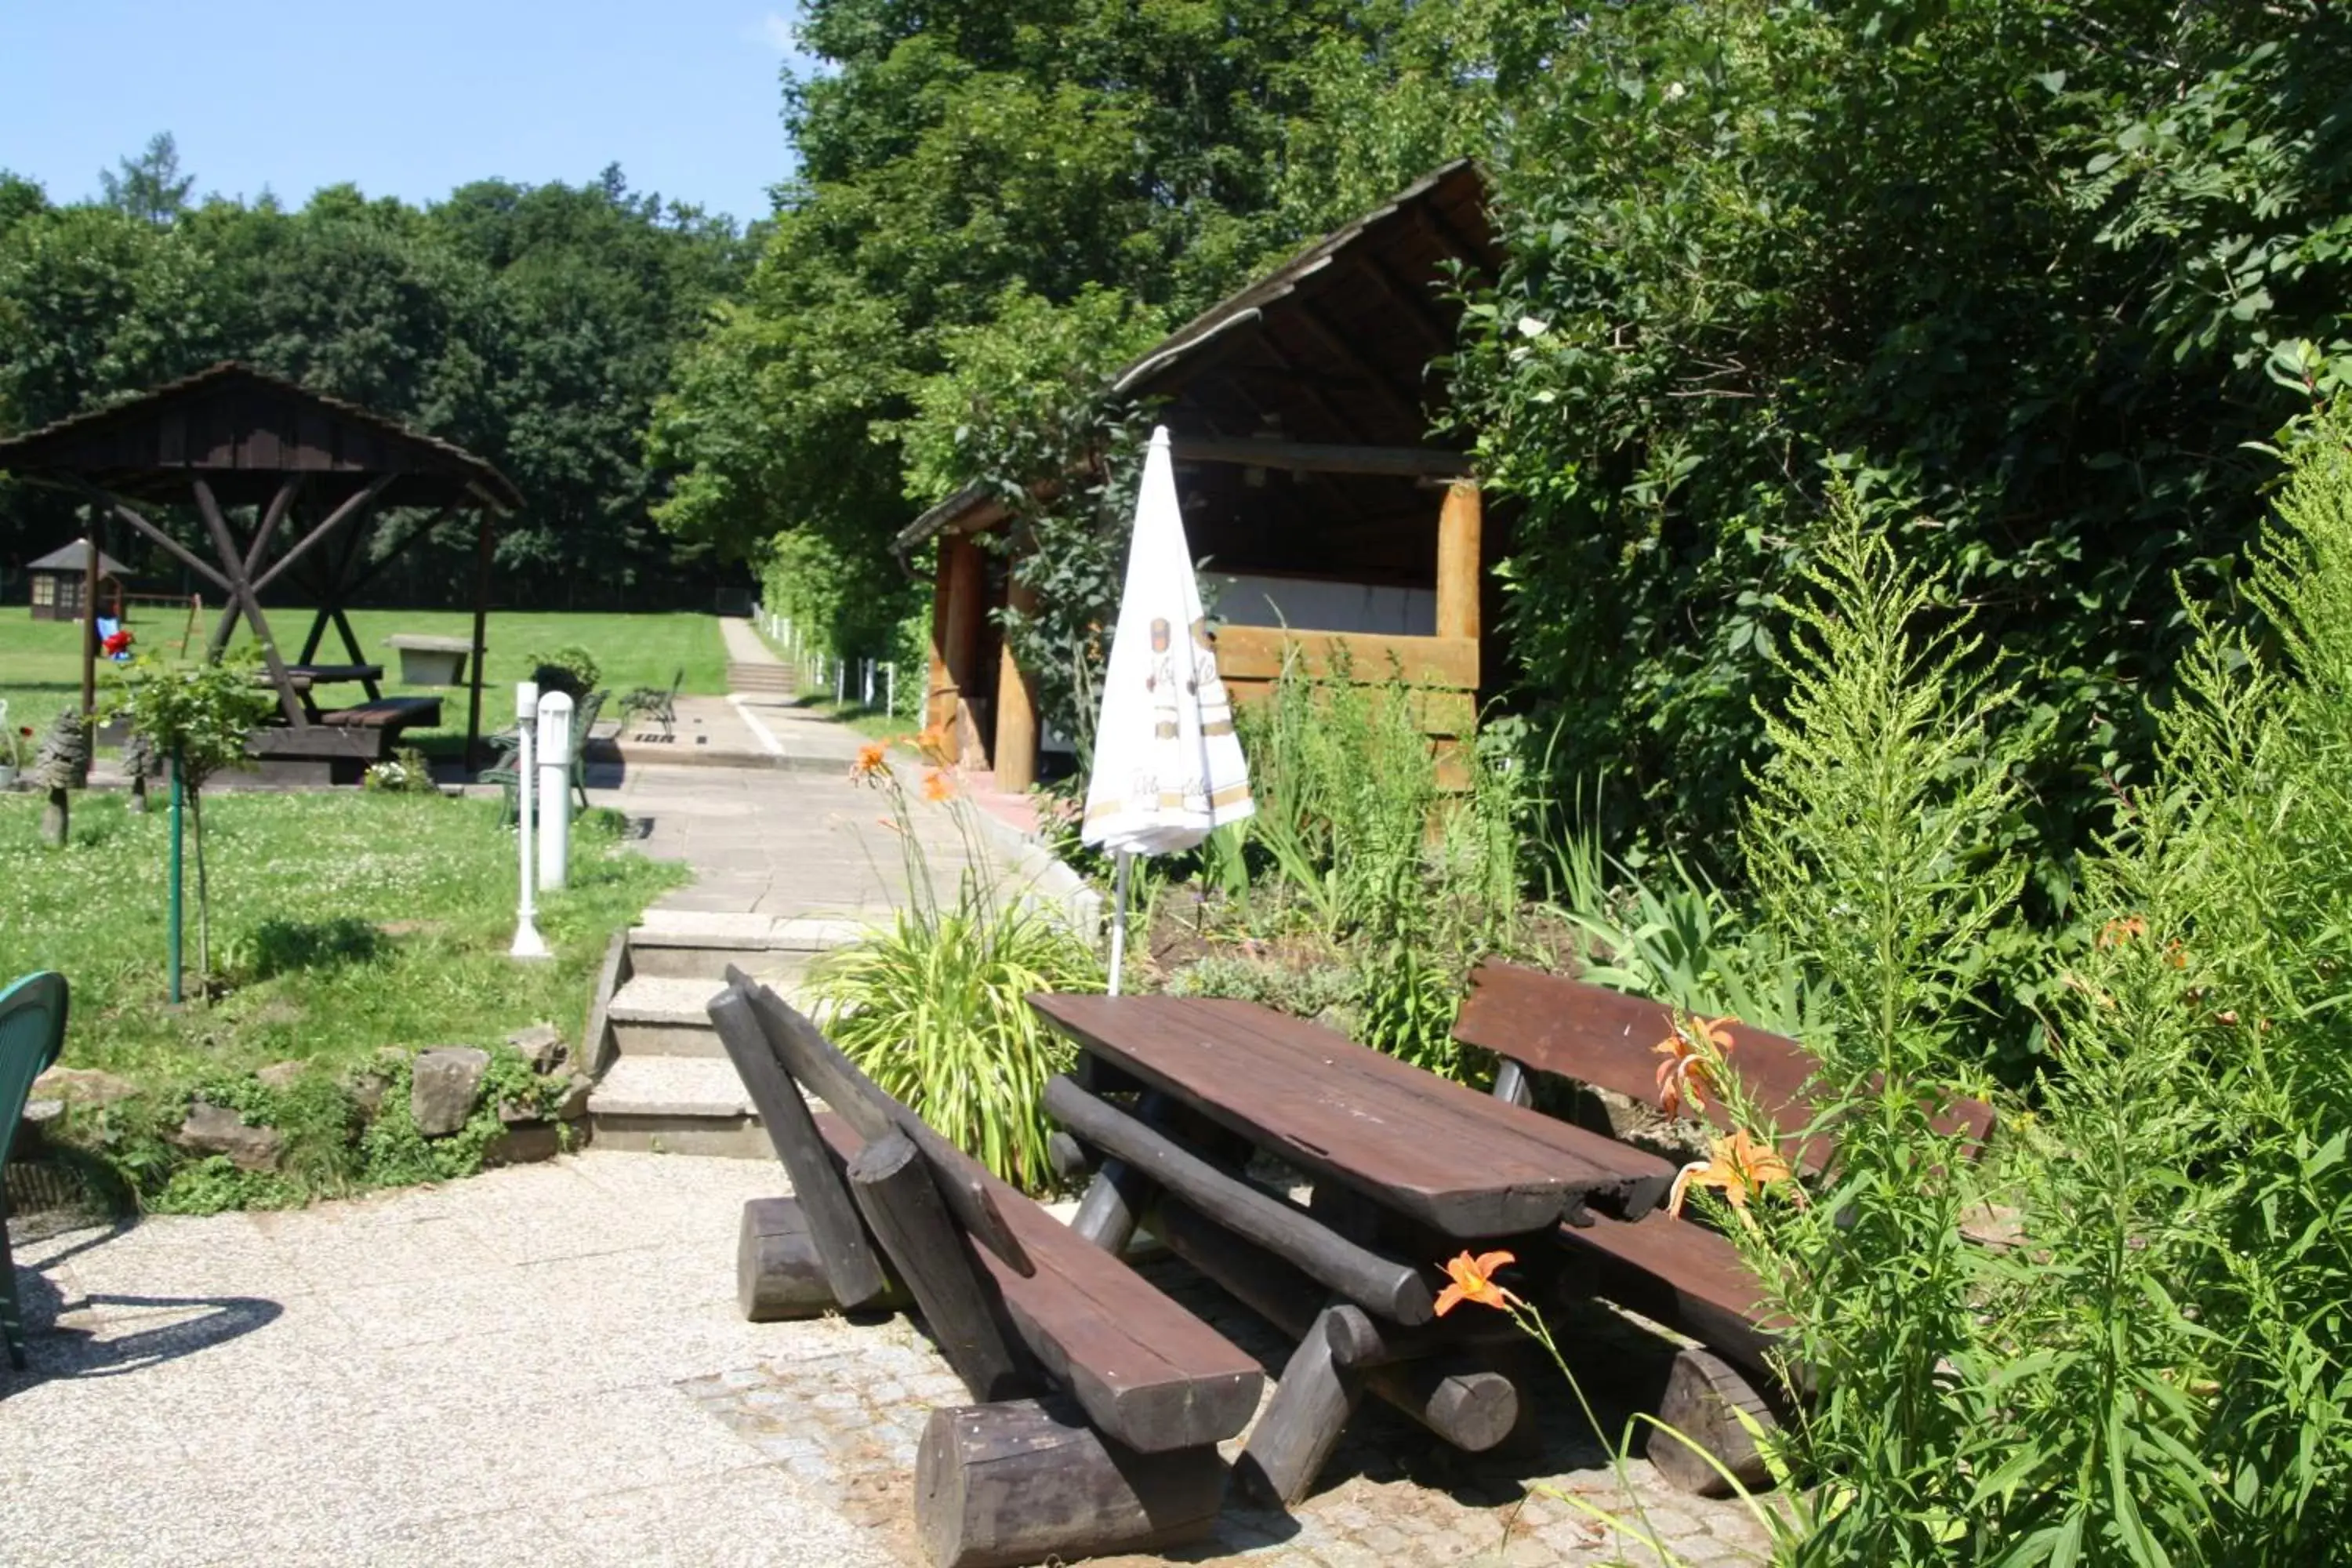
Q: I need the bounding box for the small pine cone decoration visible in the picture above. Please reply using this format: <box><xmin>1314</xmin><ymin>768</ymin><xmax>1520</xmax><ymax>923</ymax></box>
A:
<box><xmin>34</xmin><ymin>707</ymin><xmax>91</xmax><ymax>792</ymax></box>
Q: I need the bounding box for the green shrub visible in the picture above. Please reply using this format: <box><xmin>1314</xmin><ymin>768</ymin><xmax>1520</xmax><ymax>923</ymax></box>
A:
<box><xmin>1211</xmin><ymin>658</ymin><xmax>1527</xmax><ymax>1080</ymax></box>
<box><xmin>524</xmin><ymin>645</ymin><xmax>600</xmax><ymax>700</ymax></box>
<box><xmin>1722</xmin><ymin>486</ymin><xmax>2026</xmax><ymax>1564</ymax></box>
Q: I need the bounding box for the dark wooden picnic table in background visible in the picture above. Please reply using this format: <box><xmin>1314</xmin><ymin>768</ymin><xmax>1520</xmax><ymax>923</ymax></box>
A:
<box><xmin>1029</xmin><ymin>993</ymin><xmax>1680</xmax><ymax>1504</ymax></box>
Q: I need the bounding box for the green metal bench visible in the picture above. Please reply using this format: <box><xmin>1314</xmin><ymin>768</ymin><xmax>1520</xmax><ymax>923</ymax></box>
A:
<box><xmin>486</xmin><ymin>688</ymin><xmax>604</xmax><ymax>825</ymax></box>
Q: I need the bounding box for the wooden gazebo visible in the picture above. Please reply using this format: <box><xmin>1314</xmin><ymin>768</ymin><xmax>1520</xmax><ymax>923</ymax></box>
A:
<box><xmin>898</xmin><ymin>161</ymin><xmax>1503</xmax><ymax>789</ymax></box>
<box><xmin>0</xmin><ymin>363</ymin><xmax>521</xmax><ymax>769</ymax></box>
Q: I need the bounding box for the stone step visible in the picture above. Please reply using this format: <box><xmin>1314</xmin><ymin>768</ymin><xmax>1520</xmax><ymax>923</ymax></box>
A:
<box><xmin>585</xmin><ymin>1055</ymin><xmax>768</xmax><ymax>1160</ymax></box>
<box><xmin>626</xmin><ymin>911</ymin><xmax>867</xmax><ymax>982</ymax></box>
<box><xmin>607</xmin><ymin>974</ymin><xmax>728</xmax><ymax>1056</ymax></box>
<box><xmin>727</xmin><ymin>662</ymin><xmax>797</xmax><ymax>691</ymax></box>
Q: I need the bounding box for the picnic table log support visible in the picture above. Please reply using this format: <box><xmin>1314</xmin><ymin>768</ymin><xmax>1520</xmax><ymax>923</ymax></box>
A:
<box><xmin>1068</xmin><ymin>1091</ymin><xmax>1178</xmax><ymax>1254</ymax></box>
<box><xmin>1237</xmin><ymin>1309</ymin><xmax>1363</xmax><ymax>1507</ymax></box>
<box><xmin>916</xmin><ymin>1398</ymin><xmax>1227</xmax><ymax>1568</ymax></box>
<box><xmin>737</xmin><ymin>1196</ymin><xmax>910</xmax><ymax>1322</ymax></box>
<box><xmin>848</xmin><ymin>1130</ymin><xmax>1033</xmax><ymax>1402</ymax></box>
<box><xmin>734</xmin><ymin>969</ymin><xmax>1035</xmax><ymax>1277</ymax></box>
<box><xmin>1044</xmin><ymin>1075</ymin><xmax>1434</xmax><ymax>1323</ymax></box>
<box><xmin>710</xmin><ymin>990</ymin><xmax>891</xmax><ymax>1308</ymax></box>
<box><xmin>1360</xmin><ymin>1357</ymin><xmax>1521</xmax><ymax>1454</ymax></box>
<box><xmin>1070</xmin><ymin>1156</ymin><xmax>1152</xmax><ymax>1254</ymax></box>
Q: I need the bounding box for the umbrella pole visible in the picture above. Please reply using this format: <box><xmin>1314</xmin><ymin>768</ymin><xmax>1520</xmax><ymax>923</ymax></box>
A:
<box><xmin>1108</xmin><ymin>851</ymin><xmax>1133</xmax><ymax>996</ymax></box>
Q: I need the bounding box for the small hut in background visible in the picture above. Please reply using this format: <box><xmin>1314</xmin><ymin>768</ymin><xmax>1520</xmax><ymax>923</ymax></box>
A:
<box><xmin>25</xmin><ymin>540</ymin><xmax>128</xmax><ymax>622</ymax></box>
<box><xmin>900</xmin><ymin>161</ymin><xmax>1504</xmax><ymax>790</ymax></box>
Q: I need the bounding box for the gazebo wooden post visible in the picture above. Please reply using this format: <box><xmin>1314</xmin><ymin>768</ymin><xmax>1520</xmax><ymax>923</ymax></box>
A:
<box><xmin>940</xmin><ymin>532</ymin><xmax>987</xmax><ymax>765</ymax></box>
<box><xmin>80</xmin><ymin>504</ymin><xmax>100</xmax><ymax>720</ymax></box>
<box><xmin>466</xmin><ymin>511</ymin><xmax>493</xmax><ymax>769</ymax></box>
<box><xmin>1436</xmin><ymin>480</ymin><xmax>1483</xmax><ymax>644</ymax></box>
<box><xmin>992</xmin><ymin>550</ymin><xmax>1041</xmax><ymax>792</ymax></box>
<box><xmin>925</xmin><ymin>543</ymin><xmax>956</xmax><ymax>732</ymax></box>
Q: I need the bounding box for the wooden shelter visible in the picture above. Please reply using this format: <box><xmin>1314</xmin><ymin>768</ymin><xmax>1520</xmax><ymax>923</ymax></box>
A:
<box><xmin>24</xmin><ymin>539</ymin><xmax>129</xmax><ymax>622</ymax></box>
<box><xmin>898</xmin><ymin>161</ymin><xmax>1503</xmax><ymax>790</ymax></box>
<box><xmin>0</xmin><ymin>362</ymin><xmax>521</xmax><ymax>770</ymax></box>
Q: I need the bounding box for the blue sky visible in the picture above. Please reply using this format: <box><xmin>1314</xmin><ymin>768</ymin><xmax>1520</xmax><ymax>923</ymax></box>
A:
<box><xmin>0</xmin><ymin>1</ymin><xmax>820</xmax><ymax>227</ymax></box>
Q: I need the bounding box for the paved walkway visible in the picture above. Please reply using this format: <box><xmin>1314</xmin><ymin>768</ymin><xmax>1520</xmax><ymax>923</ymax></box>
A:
<box><xmin>4</xmin><ymin>1153</ymin><xmax>1769</xmax><ymax>1568</ymax></box>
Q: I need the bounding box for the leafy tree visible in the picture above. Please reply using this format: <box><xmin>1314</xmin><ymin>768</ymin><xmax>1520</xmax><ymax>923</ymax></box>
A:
<box><xmin>649</xmin><ymin>0</ymin><xmax>1450</xmax><ymax>647</ymax></box>
<box><xmin>106</xmin><ymin>651</ymin><xmax>276</xmax><ymax>994</ymax></box>
<box><xmin>1446</xmin><ymin>0</ymin><xmax>2352</xmax><ymax>989</ymax></box>
<box><xmin>100</xmin><ymin>132</ymin><xmax>195</xmax><ymax>225</ymax></box>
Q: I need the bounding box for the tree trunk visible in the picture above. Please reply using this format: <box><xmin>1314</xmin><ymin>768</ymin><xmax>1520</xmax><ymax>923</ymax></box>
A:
<box><xmin>191</xmin><ymin>787</ymin><xmax>211</xmax><ymax>996</ymax></box>
<box><xmin>128</xmin><ymin>773</ymin><xmax>148</xmax><ymax>814</ymax></box>
<box><xmin>41</xmin><ymin>786</ymin><xmax>67</xmax><ymax>848</ymax></box>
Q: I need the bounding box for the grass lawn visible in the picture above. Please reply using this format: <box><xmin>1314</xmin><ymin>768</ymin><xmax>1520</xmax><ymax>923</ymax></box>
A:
<box><xmin>0</xmin><ymin>608</ymin><xmax>730</xmax><ymax>760</ymax></box>
<box><xmin>0</xmin><ymin>785</ymin><xmax>684</xmax><ymax>1115</ymax></box>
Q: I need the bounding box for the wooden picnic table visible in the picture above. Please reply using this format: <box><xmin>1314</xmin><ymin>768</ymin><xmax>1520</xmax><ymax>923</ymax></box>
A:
<box><xmin>1029</xmin><ymin>993</ymin><xmax>1680</xmax><ymax>1506</ymax></box>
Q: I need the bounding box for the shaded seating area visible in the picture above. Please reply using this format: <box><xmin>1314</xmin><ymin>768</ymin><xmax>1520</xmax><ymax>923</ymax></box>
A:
<box><xmin>0</xmin><ymin>363</ymin><xmax>522</xmax><ymax>783</ymax></box>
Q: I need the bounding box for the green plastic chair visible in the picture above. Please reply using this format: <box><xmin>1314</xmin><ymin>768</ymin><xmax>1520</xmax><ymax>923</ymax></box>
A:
<box><xmin>2</xmin><ymin>971</ymin><xmax>69</xmax><ymax>1369</ymax></box>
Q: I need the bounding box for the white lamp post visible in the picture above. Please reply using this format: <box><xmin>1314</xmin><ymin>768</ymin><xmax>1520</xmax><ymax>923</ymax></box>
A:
<box><xmin>510</xmin><ymin>681</ymin><xmax>550</xmax><ymax>960</ymax></box>
<box><xmin>537</xmin><ymin>689</ymin><xmax>574</xmax><ymax>892</ymax></box>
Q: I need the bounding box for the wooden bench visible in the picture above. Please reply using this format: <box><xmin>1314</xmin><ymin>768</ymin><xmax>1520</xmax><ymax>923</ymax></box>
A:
<box><xmin>706</xmin><ymin>969</ymin><xmax>1265</xmax><ymax>1568</ymax></box>
<box><xmin>244</xmin><ymin>697</ymin><xmax>443</xmax><ymax>785</ymax></box>
<box><xmin>1453</xmin><ymin>960</ymin><xmax>1996</xmax><ymax>1495</ymax></box>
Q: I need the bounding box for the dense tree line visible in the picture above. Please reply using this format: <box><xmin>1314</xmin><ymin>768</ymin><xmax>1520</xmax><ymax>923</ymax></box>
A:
<box><xmin>652</xmin><ymin>0</ymin><xmax>2352</xmax><ymax>931</ymax></box>
<box><xmin>0</xmin><ymin>135</ymin><xmax>750</xmax><ymax>609</ymax></box>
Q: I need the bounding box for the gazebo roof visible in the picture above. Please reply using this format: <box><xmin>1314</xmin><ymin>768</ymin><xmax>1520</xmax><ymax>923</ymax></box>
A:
<box><xmin>0</xmin><ymin>361</ymin><xmax>521</xmax><ymax>511</ymax></box>
<box><xmin>27</xmin><ymin>539</ymin><xmax>130</xmax><ymax>575</ymax></box>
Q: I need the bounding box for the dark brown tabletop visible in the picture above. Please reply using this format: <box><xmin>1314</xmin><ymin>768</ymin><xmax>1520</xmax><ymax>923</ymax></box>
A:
<box><xmin>1032</xmin><ymin>994</ymin><xmax>1676</xmax><ymax>1238</ymax></box>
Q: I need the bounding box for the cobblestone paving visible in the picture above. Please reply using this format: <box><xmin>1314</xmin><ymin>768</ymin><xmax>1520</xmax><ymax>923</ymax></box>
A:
<box><xmin>687</xmin><ymin>1251</ymin><xmax>1773</xmax><ymax>1568</ymax></box>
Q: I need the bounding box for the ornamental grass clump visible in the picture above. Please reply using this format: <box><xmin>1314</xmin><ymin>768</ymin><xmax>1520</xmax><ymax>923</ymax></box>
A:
<box><xmin>810</xmin><ymin>729</ymin><xmax>1100</xmax><ymax>1194</ymax></box>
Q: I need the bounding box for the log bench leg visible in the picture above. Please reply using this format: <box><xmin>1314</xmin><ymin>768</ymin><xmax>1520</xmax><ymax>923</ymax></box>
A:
<box><xmin>1646</xmin><ymin>1346</ymin><xmax>1782</xmax><ymax>1497</ymax></box>
<box><xmin>1236</xmin><ymin>1307</ymin><xmax>1363</xmax><ymax>1508</ymax></box>
<box><xmin>737</xmin><ymin>1197</ymin><xmax>910</xmax><ymax>1322</ymax></box>
<box><xmin>917</xmin><ymin>1397</ymin><xmax>1226</xmax><ymax>1568</ymax></box>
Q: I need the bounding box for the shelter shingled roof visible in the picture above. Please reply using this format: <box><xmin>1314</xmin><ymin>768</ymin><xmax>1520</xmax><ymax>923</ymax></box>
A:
<box><xmin>897</xmin><ymin>160</ymin><xmax>1498</xmax><ymax>551</ymax></box>
<box><xmin>27</xmin><ymin>539</ymin><xmax>130</xmax><ymax>575</ymax></box>
<box><xmin>0</xmin><ymin>361</ymin><xmax>521</xmax><ymax>512</ymax></box>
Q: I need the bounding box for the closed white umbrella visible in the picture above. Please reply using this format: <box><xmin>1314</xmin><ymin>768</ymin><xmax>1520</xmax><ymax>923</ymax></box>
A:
<box><xmin>1082</xmin><ymin>426</ymin><xmax>1254</xmax><ymax>993</ymax></box>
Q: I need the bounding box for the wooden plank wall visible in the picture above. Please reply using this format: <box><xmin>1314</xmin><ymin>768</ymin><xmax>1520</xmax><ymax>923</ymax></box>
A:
<box><xmin>1214</xmin><ymin>625</ymin><xmax>1479</xmax><ymax>786</ymax></box>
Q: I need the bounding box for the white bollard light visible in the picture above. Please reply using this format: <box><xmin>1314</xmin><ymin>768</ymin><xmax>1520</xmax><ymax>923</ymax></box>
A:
<box><xmin>537</xmin><ymin>689</ymin><xmax>574</xmax><ymax>892</ymax></box>
<box><xmin>510</xmin><ymin>682</ymin><xmax>550</xmax><ymax>959</ymax></box>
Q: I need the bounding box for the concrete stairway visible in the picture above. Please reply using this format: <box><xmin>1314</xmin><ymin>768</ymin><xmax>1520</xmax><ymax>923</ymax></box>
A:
<box><xmin>725</xmin><ymin>659</ymin><xmax>797</xmax><ymax>695</ymax></box>
<box><xmin>585</xmin><ymin>910</ymin><xmax>864</xmax><ymax>1157</ymax></box>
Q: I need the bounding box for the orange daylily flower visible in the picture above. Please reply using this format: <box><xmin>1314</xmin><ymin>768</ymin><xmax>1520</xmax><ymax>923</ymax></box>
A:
<box><xmin>922</xmin><ymin>767</ymin><xmax>957</xmax><ymax>803</ymax></box>
<box><xmin>2096</xmin><ymin>915</ymin><xmax>2147</xmax><ymax>949</ymax></box>
<box><xmin>1433</xmin><ymin>1250</ymin><xmax>1522</xmax><ymax>1317</ymax></box>
<box><xmin>916</xmin><ymin>724</ymin><xmax>956</xmax><ymax>767</ymax></box>
<box><xmin>1653</xmin><ymin>1014</ymin><xmax>1735</xmax><ymax>1119</ymax></box>
<box><xmin>850</xmin><ymin>740</ymin><xmax>891</xmax><ymax>782</ymax></box>
<box><xmin>1668</xmin><ymin>1130</ymin><xmax>1804</xmax><ymax>1233</ymax></box>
